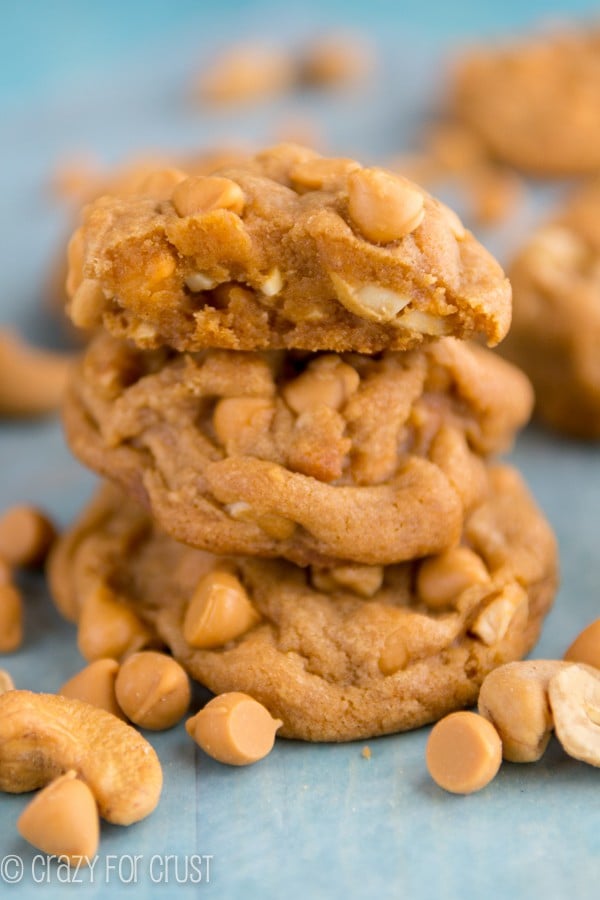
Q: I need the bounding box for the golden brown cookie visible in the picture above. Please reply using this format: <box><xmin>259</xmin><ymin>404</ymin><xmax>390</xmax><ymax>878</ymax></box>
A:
<box><xmin>66</xmin><ymin>144</ymin><xmax>511</xmax><ymax>352</ymax></box>
<box><xmin>63</xmin><ymin>331</ymin><xmax>532</xmax><ymax>566</ymax></box>
<box><xmin>501</xmin><ymin>179</ymin><xmax>600</xmax><ymax>438</ymax></box>
<box><xmin>451</xmin><ymin>29</ymin><xmax>600</xmax><ymax>175</ymax></box>
<box><xmin>48</xmin><ymin>146</ymin><xmax>249</xmax><ymax>330</ymax></box>
<box><xmin>47</xmin><ymin>467</ymin><xmax>558</xmax><ymax>741</ymax></box>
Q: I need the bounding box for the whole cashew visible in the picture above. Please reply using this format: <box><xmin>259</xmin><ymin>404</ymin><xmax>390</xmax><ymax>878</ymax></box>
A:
<box><xmin>478</xmin><ymin>660</ymin><xmax>570</xmax><ymax>762</ymax></box>
<box><xmin>549</xmin><ymin>664</ymin><xmax>600</xmax><ymax>767</ymax></box>
<box><xmin>0</xmin><ymin>691</ymin><xmax>162</xmax><ymax>825</ymax></box>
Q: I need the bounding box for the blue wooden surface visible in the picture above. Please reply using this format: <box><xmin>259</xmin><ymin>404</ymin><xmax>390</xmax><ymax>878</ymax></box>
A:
<box><xmin>1</xmin><ymin>2</ymin><xmax>600</xmax><ymax>897</ymax></box>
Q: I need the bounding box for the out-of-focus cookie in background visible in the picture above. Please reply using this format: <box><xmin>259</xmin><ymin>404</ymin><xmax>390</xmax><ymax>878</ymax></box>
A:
<box><xmin>500</xmin><ymin>178</ymin><xmax>600</xmax><ymax>439</ymax></box>
<box><xmin>387</xmin><ymin>20</ymin><xmax>600</xmax><ymax>440</ymax></box>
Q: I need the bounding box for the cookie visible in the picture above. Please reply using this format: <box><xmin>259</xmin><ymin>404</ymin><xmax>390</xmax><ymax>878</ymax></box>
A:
<box><xmin>48</xmin><ymin>146</ymin><xmax>249</xmax><ymax>324</ymax></box>
<box><xmin>48</xmin><ymin>466</ymin><xmax>558</xmax><ymax>741</ymax></box>
<box><xmin>63</xmin><ymin>331</ymin><xmax>533</xmax><ymax>566</ymax></box>
<box><xmin>66</xmin><ymin>143</ymin><xmax>511</xmax><ymax>353</ymax></box>
<box><xmin>501</xmin><ymin>179</ymin><xmax>600</xmax><ymax>438</ymax></box>
<box><xmin>451</xmin><ymin>29</ymin><xmax>600</xmax><ymax>175</ymax></box>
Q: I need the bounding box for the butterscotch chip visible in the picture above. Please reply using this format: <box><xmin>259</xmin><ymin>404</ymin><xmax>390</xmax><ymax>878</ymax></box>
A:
<box><xmin>289</xmin><ymin>157</ymin><xmax>361</xmax><ymax>192</ymax></box>
<box><xmin>347</xmin><ymin>168</ymin><xmax>424</xmax><ymax>244</ymax></box>
<box><xmin>183</xmin><ymin>571</ymin><xmax>260</xmax><ymax>649</ymax></box>
<box><xmin>115</xmin><ymin>651</ymin><xmax>190</xmax><ymax>730</ymax></box>
<box><xmin>48</xmin><ymin>465</ymin><xmax>557</xmax><ymax>741</ymax></box>
<box><xmin>0</xmin><ymin>505</ymin><xmax>56</xmax><ymax>567</ymax></box>
<box><xmin>501</xmin><ymin>179</ymin><xmax>600</xmax><ymax>439</ymax></box>
<box><xmin>313</xmin><ymin>564</ymin><xmax>384</xmax><ymax>599</ymax></box>
<box><xmin>186</xmin><ymin>692</ymin><xmax>282</xmax><ymax>765</ymax></box>
<box><xmin>426</xmin><ymin>711</ymin><xmax>502</xmax><ymax>794</ymax></box>
<box><xmin>60</xmin><ymin>658</ymin><xmax>125</xmax><ymax>720</ymax></box>
<box><xmin>171</xmin><ymin>176</ymin><xmax>245</xmax><ymax>218</ymax></box>
<box><xmin>451</xmin><ymin>29</ymin><xmax>600</xmax><ymax>175</ymax></box>
<box><xmin>564</xmin><ymin>619</ymin><xmax>600</xmax><ymax>669</ymax></box>
<box><xmin>17</xmin><ymin>771</ymin><xmax>99</xmax><ymax>864</ymax></box>
<box><xmin>62</xmin><ymin>332</ymin><xmax>532</xmax><ymax>566</ymax></box>
<box><xmin>65</xmin><ymin>144</ymin><xmax>511</xmax><ymax>353</ymax></box>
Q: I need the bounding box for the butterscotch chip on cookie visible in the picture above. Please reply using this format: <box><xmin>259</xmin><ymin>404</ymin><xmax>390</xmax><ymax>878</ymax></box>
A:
<box><xmin>501</xmin><ymin>179</ymin><xmax>600</xmax><ymax>438</ymax></box>
<box><xmin>48</xmin><ymin>466</ymin><xmax>557</xmax><ymax>741</ymax></box>
<box><xmin>451</xmin><ymin>29</ymin><xmax>600</xmax><ymax>175</ymax></box>
<box><xmin>66</xmin><ymin>144</ymin><xmax>511</xmax><ymax>352</ymax></box>
<box><xmin>63</xmin><ymin>331</ymin><xmax>532</xmax><ymax>566</ymax></box>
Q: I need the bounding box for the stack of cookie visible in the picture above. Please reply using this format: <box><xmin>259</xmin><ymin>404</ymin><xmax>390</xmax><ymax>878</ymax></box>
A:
<box><xmin>49</xmin><ymin>144</ymin><xmax>558</xmax><ymax>741</ymax></box>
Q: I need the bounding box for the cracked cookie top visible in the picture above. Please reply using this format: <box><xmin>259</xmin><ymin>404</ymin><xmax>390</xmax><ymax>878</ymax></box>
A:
<box><xmin>48</xmin><ymin>467</ymin><xmax>557</xmax><ymax>741</ymax></box>
<box><xmin>66</xmin><ymin>144</ymin><xmax>511</xmax><ymax>353</ymax></box>
<box><xmin>63</xmin><ymin>331</ymin><xmax>532</xmax><ymax>567</ymax></box>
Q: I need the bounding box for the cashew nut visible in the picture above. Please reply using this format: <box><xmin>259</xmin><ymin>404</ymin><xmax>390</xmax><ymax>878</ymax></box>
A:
<box><xmin>478</xmin><ymin>660</ymin><xmax>569</xmax><ymax>762</ymax></box>
<box><xmin>548</xmin><ymin>664</ymin><xmax>600</xmax><ymax>767</ymax></box>
<box><xmin>0</xmin><ymin>690</ymin><xmax>162</xmax><ymax>824</ymax></box>
<box><xmin>0</xmin><ymin>330</ymin><xmax>73</xmax><ymax>417</ymax></box>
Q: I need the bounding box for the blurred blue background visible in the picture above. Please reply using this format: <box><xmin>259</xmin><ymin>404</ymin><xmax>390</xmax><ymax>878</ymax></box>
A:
<box><xmin>3</xmin><ymin>0</ymin><xmax>599</xmax><ymax>109</ymax></box>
